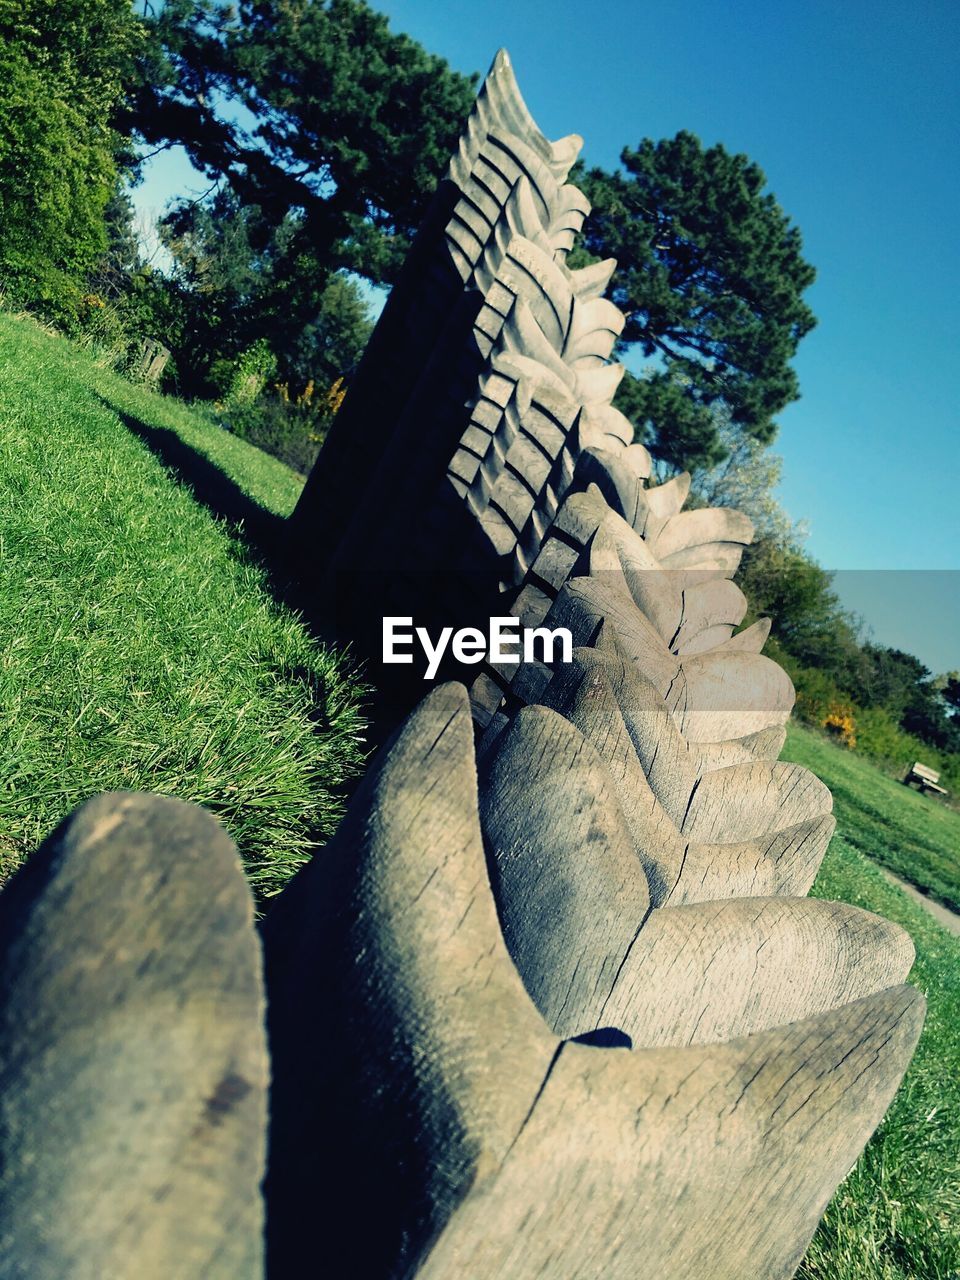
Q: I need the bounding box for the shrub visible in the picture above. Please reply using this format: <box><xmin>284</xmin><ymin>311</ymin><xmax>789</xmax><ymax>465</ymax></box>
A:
<box><xmin>792</xmin><ymin>666</ymin><xmax>848</xmax><ymax>727</ymax></box>
<box><xmin>223</xmin><ymin>376</ymin><xmax>346</xmax><ymax>474</ymax></box>
<box><xmin>0</xmin><ymin>0</ymin><xmax>142</xmax><ymax>324</ymax></box>
<box><xmin>855</xmin><ymin>706</ymin><xmax>916</xmax><ymax>766</ymax></box>
<box><xmin>775</xmin><ymin>654</ymin><xmax>960</xmax><ymax>801</ymax></box>
<box><xmin>222</xmin><ymin>340</ymin><xmax>279</xmax><ymax>406</ymax></box>
<box><xmin>73</xmin><ymin>293</ymin><xmax>137</xmax><ymax>369</ymax></box>
<box><xmin>823</xmin><ymin>704</ymin><xmax>857</xmax><ymax>750</ymax></box>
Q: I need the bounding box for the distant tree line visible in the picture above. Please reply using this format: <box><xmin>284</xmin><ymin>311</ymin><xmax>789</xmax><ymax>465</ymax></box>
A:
<box><xmin>691</xmin><ymin>429</ymin><xmax>960</xmax><ymax>782</ymax></box>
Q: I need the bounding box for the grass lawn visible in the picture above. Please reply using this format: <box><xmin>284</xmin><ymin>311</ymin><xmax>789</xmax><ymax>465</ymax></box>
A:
<box><xmin>0</xmin><ymin>311</ymin><xmax>366</xmax><ymax>897</ymax></box>
<box><xmin>786</xmin><ymin>722</ymin><xmax>960</xmax><ymax>914</ymax></box>
<box><xmin>87</xmin><ymin>358</ymin><xmax>307</xmax><ymax>519</ymax></box>
<box><xmin>783</xmin><ymin>725</ymin><xmax>960</xmax><ymax>1278</ymax></box>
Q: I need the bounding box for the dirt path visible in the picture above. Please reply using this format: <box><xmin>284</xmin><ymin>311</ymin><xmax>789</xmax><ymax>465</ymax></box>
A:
<box><xmin>880</xmin><ymin>868</ymin><xmax>960</xmax><ymax>937</ymax></box>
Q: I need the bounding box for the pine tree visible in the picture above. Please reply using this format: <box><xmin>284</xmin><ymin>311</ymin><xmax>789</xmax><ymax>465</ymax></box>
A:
<box><xmin>574</xmin><ymin>133</ymin><xmax>816</xmax><ymax>471</ymax></box>
<box><xmin>129</xmin><ymin>0</ymin><xmax>476</xmax><ymax>304</ymax></box>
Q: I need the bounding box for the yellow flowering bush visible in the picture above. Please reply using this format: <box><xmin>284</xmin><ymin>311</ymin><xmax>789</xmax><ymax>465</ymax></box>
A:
<box><xmin>823</xmin><ymin>703</ymin><xmax>857</xmax><ymax>749</ymax></box>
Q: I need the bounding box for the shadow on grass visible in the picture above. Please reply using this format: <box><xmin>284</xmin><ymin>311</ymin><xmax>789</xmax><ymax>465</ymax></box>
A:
<box><xmin>109</xmin><ymin>405</ymin><xmax>286</xmax><ymax>552</ymax></box>
<box><xmin>106</xmin><ymin>393</ymin><xmax>436</xmax><ymax>766</ymax></box>
<box><xmin>104</xmin><ymin>395</ymin><xmax>378</xmax><ymax>805</ymax></box>
<box><xmin>103</xmin><ymin>397</ymin><xmax>346</xmax><ymax>647</ymax></box>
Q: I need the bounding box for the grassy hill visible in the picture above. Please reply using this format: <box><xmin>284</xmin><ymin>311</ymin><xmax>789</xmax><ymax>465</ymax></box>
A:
<box><xmin>1</xmin><ymin>310</ymin><xmax>957</xmax><ymax>1276</ymax></box>
<box><xmin>784</xmin><ymin>724</ymin><xmax>960</xmax><ymax>1278</ymax></box>
<box><xmin>0</xmin><ymin>310</ymin><xmax>366</xmax><ymax>897</ymax></box>
<box><xmin>788</xmin><ymin>722</ymin><xmax>960</xmax><ymax>914</ymax></box>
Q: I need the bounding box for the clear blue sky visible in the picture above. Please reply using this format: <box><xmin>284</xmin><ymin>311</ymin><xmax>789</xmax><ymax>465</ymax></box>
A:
<box><xmin>133</xmin><ymin>0</ymin><xmax>960</xmax><ymax>671</ymax></box>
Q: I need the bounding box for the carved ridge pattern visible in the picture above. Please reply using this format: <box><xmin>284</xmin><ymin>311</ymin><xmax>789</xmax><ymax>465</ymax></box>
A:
<box><xmin>431</xmin><ymin>66</ymin><xmax>923</xmax><ymax>1273</ymax></box>
<box><xmin>445</xmin><ymin>229</ymin><xmax>627</xmax><ymax>584</ymax></box>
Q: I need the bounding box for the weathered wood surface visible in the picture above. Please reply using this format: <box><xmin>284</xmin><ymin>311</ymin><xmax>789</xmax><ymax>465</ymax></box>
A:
<box><xmin>417</xmin><ymin>986</ymin><xmax>923</xmax><ymax>1280</ymax></box>
<box><xmin>263</xmin><ymin>684</ymin><xmax>923</xmax><ymax>1279</ymax></box>
<box><xmin>479</xmin><ymin>703</ymin><xmax>652</xmax><ymax>1033</ymax></box>
<box><xmin>291</xmin><ymin>48</ymin><xmax>596</xmax><ymax>594</ymax></box>
<box><xmin>479</xmin><ymin>697</ymin><xmax>908</xmax><ymax>1043</ymax></box>
<box><xmin>262</xmin><ymin>683</ymin><xmax>559</xmax><ymax>1278</ymax></box>
<box><xmin>600</xmin><ymin>896</ymin><xmax>914</xmax><ymax>1047</ymax></box>
<box><xmin>0</xmin><ymin>793</ymin><xmax>267</xmax><ymax>1280</ymax></box>
<box><xmin>135</xmin><ymin>336</ymin><xmax>170</xmax><ymax>384</ymax></box>
<box><xmin>528</xmin><ymin>648</ymin><xmax>832</xmax><ymax>902</ymax></box>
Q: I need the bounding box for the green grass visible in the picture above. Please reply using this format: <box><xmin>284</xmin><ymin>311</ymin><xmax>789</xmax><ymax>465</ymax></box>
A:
<box><xmin>87</xmin><ymin>362</ymin><xmax>307</xmax><ymax>518</ymax></box>
<box><xmin>781</xmin><ymin>726</ymin><xmax>960</xmax><ymax>1278</ymax></box>
<box><xmin>785</xmin><ymin>722</ymin><xmax>960</xmax><ymax>914</ymax></box>
<box><xmin>0</xmin><ymin>310</ymin><xmax>366</xmax><ymax>896</ymax></box>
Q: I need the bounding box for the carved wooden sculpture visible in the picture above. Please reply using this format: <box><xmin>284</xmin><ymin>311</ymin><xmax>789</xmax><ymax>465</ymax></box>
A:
<box><xmin>284</xmin><ymin>48</ymin><xmax>925</xmax><ymax>1278</ymax></box>
<box><xmin>263</xmin><ymin>685</ymin><xmax>923</xmax><ymax>1279</ymax></box>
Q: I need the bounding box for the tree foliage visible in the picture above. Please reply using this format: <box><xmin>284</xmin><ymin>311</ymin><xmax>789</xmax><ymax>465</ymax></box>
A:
<box><xmin>739</xmin><ymin>540</ymin><xmax>859</xmax><ymax>675</ymax></box>
<box><xmin>941</xmin><ymin>674</ymin><xmax>960</xmax><ymax>720</ymax></box>
<box><xmin>574</xmin><ymin>133</ymin><xmax>817</xmax><ymax>471</ymax></box>
<box><xmin>857</xmin><ymin>648</ymin><xmax>959</xmax><ymax>752</ymax></box>
<box><xmin>128</xmin><ymin>3</ymin><xmax>817</xmax><ymax>476</ymax></box>
<box><xmin>688</xmin><ymin>412</ymin><xmax>802</xmax><ymax>545</ymax></box>
<box><xmin>731</xmin><ymin>517</ymin><xmax>959</xmax><ymax>756</ymax></box>
<box><xmin>0</xmin><ymin>0</ymin><xmax>142</xmax><ymax>320</ymax></box>
<box><xmin>129</xmin><ymin>0</ymin><xmax>476</xmax><ymax>303</ymax></box>
<box><xmin>120</xmin><ymin>0</ymin><xmax>473</xmax><ymax>392</ymax></box>
<box><xmin>157</xmin><ymin>186</ymin><xmax>373</xmax><ymax>396</ymax></box>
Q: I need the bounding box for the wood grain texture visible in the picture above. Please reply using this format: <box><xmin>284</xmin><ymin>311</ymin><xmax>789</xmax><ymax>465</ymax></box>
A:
<box><xmin>669</xmin><ymin>815</ymin><xmax>836</xmax><ymax>905</ymax></box>
<box><xmin>478</xmin><ymin>705</ymin><xmax>906</xmax><ymax>1049</ymax></box>
<box><xmin>417</xmin><ymin>986</ymin><xmax>925</xmax><ymax>1280</ymax></box>
<box><xmin>0</xmin><ymin>793</ymin><xmax>267</xmax><ymax>1280</ymax></box>
<box><xmin>539</xmin><ymin>653</ymin><xmax>686</xmax><ymax>904</ymax></box>
<box><xmin>541</xmin><ymin>644</ymin><xmax>818</xmax><ymax>839</ymax></box>
<box><xmin>695</xmin><ymin>723</ymin><xmax>788</xmax><ymax>770</ymax></box>
<box><xmin>684</xmin><ymin>759</ymin><xmax>833</xmax><ymax>843</ymax></box>
<box><xmin>262</xmin><ymin>683</ymin><xmax>558</xmax><ymax>1278</ymax></box>
<box><xmin>528</xmin><ymin>646</ymin><xmax>835</xmax><ymax>908</ymax></box>
<box><xmin>672</xmin><ymin>649</ymin><xmax>797</xmax><ymax>742</ymax></box>
<box><xmin>479</xmin><ymin>703</ymin><xmax>650</xmax><ymax>1035</ymax></box>
<box><xmin>600</xmin><ymin>896</ymin><xmax>915</xmax><ymax>1047</ymax></box>
<box><xmin>672</xmin><ymin>576</ymin><xmax>749</xmax><ymax>655</ymax></box>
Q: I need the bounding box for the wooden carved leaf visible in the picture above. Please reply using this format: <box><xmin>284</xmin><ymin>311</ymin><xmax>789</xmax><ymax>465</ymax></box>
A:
<box><xmin>262</xmin><ymin>686</ymin><xmax>924</xmax><ymax>1280</ymax></box>
<box><xmin>0</xmin><ymin>794</ymin><xmax>268</xmax><ymax>1278</ymax></box>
